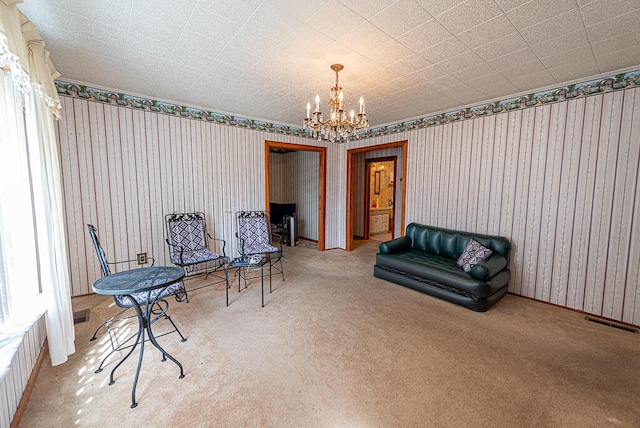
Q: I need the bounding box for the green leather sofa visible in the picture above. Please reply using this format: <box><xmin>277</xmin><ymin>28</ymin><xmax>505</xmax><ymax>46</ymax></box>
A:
<box><xmin>374</xmin><ymin>223</ymin><xmax>511</xmax><ymax>312</ymax></box>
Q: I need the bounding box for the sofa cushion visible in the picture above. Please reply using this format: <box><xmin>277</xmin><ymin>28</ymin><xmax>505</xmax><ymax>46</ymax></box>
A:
<box><xmin>457</xmin><ymin>239</ymin><xmax>492</xmax><ymax>272</ymax></box>
<box><xmin>405</xmin><ymin>223</ymin><xmax>512</xmax><ymax>262</ymax></box>
<box><xmin>376</xmin><ymin>250</ymin><xmax>503</xmax><ymax>298</ymax></box>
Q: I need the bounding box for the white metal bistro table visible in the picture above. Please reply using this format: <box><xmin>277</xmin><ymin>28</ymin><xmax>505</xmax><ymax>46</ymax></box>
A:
<box><xmin>92</xmin><ymin>266</ymin><xmax>186</xmax><ymax>408</ymax></box>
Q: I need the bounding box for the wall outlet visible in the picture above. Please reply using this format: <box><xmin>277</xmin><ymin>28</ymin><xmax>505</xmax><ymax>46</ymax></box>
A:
<box><xmin>137</xmin><ymin>253</ymin><xmax>147</xmax><ymax>265</ymax></box>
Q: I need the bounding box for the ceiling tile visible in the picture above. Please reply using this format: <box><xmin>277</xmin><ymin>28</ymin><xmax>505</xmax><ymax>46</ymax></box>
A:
<box><xmin>530</xmin><ymin>29</ymin><xmax>590</xmax><ymax>58</ymax></box>
<box><xmin>591</xmin><ymin>30</ymin><xmax>640</xmax><ymax>56</ymax></box>
<box><xmin>229</xmin><ymin>29</ymin><xmax>279</xmax><ymax>59</ymax></box>
<box><xmin>17</xmin><ymin>1</ymin><xmax>69</xmax><ymax>25</ymax></box>
<box><xmin>336</xmin><ymin>0</ymin><xmax>399</xmax><ymax>19</ymax></box>
<box><xmin>369</xmin><ymin>0</ymin><xmax>434</xmax><ymax>38</ymax></box>
<box><xmin>131</xmin><ymin>0</ymin><xmax>195</xmax><ymax>27</ymax></box>
<box><xmin>586</xmin><ymin>10</ymin><xmax>640</xmax><ymax>43</ymax></box>
<box><xmin>579</xmin><ymin>0</ymin><xmax>640</xmax><ymax>27</ymax></box>
<box><xmin>452</xmin><ymin>62</ymin><xmax>497</xmax><ymax>82</ymax></box>
<box><xmin>506</xmin><ymin>0</ymin><xmax>578</xmax><ymax>28</ymax></box>
<box><xmin>243</xmin><ymin>2</ymin><xmax>304</xmax><ymax>42</ymax></box>
<box><xmin>508</xmin><ymin>69</ymin><xmax>556</xmax><ymax>91</ymax></box>
<box><xmin>305</xmin><ymin>0</ymin><xmax>366</xmax><ymax>37</ymax></box>
<box><xmin>174</xmin><ymin>31</ymin><xmax>230</xmax><ymax>60</ymax></box>
<box><xmin>595</xmin><ymin>44</ymin><xmax>640</xmax><ymax>73</ymax></box>
<box><xmin>214</xmin><ymin>46</ymin><xmax>262</xmax><ymax>72</ymax></box>
<box><xmin>66</xmin><ymin>15</ymin><xmax>127</xmax><ymax>47</ymax></box>
<box><xmin>473</xmin><ymin>32</ymin><xmax>529</xmax><ymax>60</ymax></box>
<box><xmin>423</xmin><ymin>73</ymin><xmax>463</xmax><ymax>90</ymax></box>
<box><xmin>195</xmin><ymin>0</ymin><xmax>264</xmax><ymax>25</ymax></box>
<box><xmin>397</xmin><ymin>19</ymin><xmax>454</xmax><ymax>53</ymax></box>
<box><xmin>420</xmin><ymin>38</ymin><xmax>470</xmax><ymax>63</ymax></box>
<box><xmin>161</xmin><ymin>61</ymin><xmax>205</xmax><ymax>85</ymax></box>
<box><xmin>184</xmin><ymin>5</ymin><xmax>243</xmax><ymax>43</ymax></box>
<box><xmin>125</xmin><ymin>34</ymin><xmax>174</xmax><ymax>60</ymax></box>
<box><xmin>488</xmin><ymin>47</ymin><xmax>540</xmax><ymax>71</ymax></box>
<box><xmin>539</xmin><ymin>45</ymin><xmax>595</xmax><ymax>70</ymax></box>
<box><xmin>338</xmin><ymin>21</ymin><xmax>390</xmax><ymax>54</ymax></box>
<box><xmin>404</xmin><ymin>64</ymin><xmax>449</xmax><ymax>84</ymax></box>
<box><xmin>435</xmin><ymin>0</ymin><xmax>504</xmax><ymax>35</ymax></box>
<box><xmin>493</xmin><ymin>0</ymin><xmax>531</xmax><ymax>12</ymax></box>
<box><xmin>437</xmin><ymin>51</ymin><xmax>484</xmax><ymax>73</ymax></box>
<box><xmin>498</xmin><ymin>58</ymin><xmax>547</xmax><ymax>78</ymax></box>
<box><xmin>20</xmin><ymin>0</ymin><xmax>640</xmax><ymax>128</ymax></box>
<box><xmin>415</xmin><ymin>0</ymin><xmax>465</xmax><ymax>17</ymax></box>
<box><xmin>518</xmin><ymin>9</ymin><xmax>585</xmax><ymax>45</ymax></box>
<box><xmin>68</xmin><ymin>0</ymin><xmax>131</xmax><ymax>30</ymax></box>
<box><xmin>391</xmin><ymin>54</ymin><xmax>433</xmax><ymax>73</ymax></box>
<box><xmin>128</xmin><ymin>11</ymin><xmax>182</xmax><ymax>46</ymax></box>
<box><xmin>168</xmin><ymin>46</ymin><xmax>214</xmax><ymax>70</ymax></box>
<box><xmin>120</xmin><ymin>62</ymin><xmax>164</xmax><ymax>85</ymax></box>
<box><xmin>455</xmin><ymin>13</ymin><xmax>517</xmax><ymax>49</ymax></box>
<box><xmin>548</xmin><ymin>57</ymin><xmax>601</xmax><ymax>83</ymax></box>
<box><xmin>478</xmin><ymin>79</ymin><xmax>520</xmax><ymax>98</ymax></box>
<box><xmin>367</xmin><ymin>40</ymin><xmax>414</xmax><ymax>65</ymax></box>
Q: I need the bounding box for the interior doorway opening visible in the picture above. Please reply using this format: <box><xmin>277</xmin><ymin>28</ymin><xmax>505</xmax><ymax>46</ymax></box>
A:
<box><xmin>346</xmin><ymin>140</ymin><xmax>408</xmax><ymax>251</ymax></box>
<box><xmin>365</xmin><ymin>157</ymin><xmax>397</xmax><ymax>242</ymax></box>
<box><xmin>265</xmin><ymin>141</ymin><xmax>326</xmax><ymax>251</ymax></box>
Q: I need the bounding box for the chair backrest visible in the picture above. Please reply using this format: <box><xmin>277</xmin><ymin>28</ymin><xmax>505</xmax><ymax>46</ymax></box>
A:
<box><xmin>237</xmin><ymin>211</ymin><xmax>272</xmax><ymax>255</ymax></box>
<box><xmin>165</xmin><ymin>212</ymin><xmax>209</xmax><ymax>257</ymax></box>
<box><xmin>87</xmin><ymin>224</ymin><xmax>111</xmax><ymax>277</ymax></box>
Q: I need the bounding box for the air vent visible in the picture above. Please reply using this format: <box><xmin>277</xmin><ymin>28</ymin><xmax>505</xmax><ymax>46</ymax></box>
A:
<box><xmin>585</xmin><ymin>316</ymin><xmax>638</xmax><ymax>333</ymax></box>
<box><xmin>73</xmin><ymin>309</ymin><xmax>90</xmax><ymax>324</ymax></box>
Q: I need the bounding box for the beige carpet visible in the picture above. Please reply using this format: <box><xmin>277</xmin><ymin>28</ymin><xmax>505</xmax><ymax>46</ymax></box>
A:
<box><xmin>20</xmin><ymin>240</ymin><xmax>640</xmax><ymax>427</ymax></box>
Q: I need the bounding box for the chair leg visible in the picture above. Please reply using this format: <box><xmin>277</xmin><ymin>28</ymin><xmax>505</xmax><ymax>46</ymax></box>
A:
<box><xmin>90</xmin><ymin>307</ymin><xmax>132</xmax><ymax>344</ymax></box>
<box><xmin>149</xmin><ymin>300</ymin><xmax>187</xmax><ymax>343</ymax></box>
<box><xmin>164</xmin><ymin>314</ymin><xmax>187</xmax><ymax>342</ymax></box>
<box><xmin>279</xmin><ymin>257</ymin><xmax>285</xmax><ymax>281</ymax></box>
<box><xmin>174</xmin><ymin>282</ymin><xmax>189</xmax><ymax>303</ymax></box>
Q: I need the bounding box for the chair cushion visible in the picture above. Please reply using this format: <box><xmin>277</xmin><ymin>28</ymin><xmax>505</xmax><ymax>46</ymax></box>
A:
<box><xmin>170</xmin><ymin>248</ymin><xmax>220</xmax><ymax>267</ymax></box>
<box><xmin>115</xmin><ymin>282</ymin><xmax>183</xmax><ymax>307</ymax></box>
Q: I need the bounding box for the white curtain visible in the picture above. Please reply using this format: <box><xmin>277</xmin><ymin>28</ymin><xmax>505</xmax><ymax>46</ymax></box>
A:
<box><xmin>0</xmin><ymin>0</ymin><xmax>74</xmax><ymax>365</ymax></box>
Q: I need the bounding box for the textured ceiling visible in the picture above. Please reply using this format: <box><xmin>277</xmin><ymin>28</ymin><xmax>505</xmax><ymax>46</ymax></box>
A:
<box><xmin>18</xmin><ymin>0</ymin><xmax>640</xmax><ymax>128</ymax></box>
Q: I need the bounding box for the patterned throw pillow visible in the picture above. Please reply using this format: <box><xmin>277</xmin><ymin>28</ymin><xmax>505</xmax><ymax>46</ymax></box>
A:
<box><xmin>457</xmin><ymin>239</ymin><xmax>493</xmax><ymax>273</ymax></box>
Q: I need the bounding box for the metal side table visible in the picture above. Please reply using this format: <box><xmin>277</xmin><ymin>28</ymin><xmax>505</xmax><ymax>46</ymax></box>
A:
<box><xmin>225</xmin><ymin>257</ymin><xmax>273</xmax><ymax>307</ymax></box>
<box><xmin>92</xmin><ymin>266</ymin><xmax>186</xmax><ymax>408</ymax></box>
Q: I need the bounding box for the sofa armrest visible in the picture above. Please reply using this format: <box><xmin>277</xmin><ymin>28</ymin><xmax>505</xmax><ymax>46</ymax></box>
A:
<box><xmin>379</xmin><ymin>236</ymin><xmax>412</xmax><ymax>254</ymax></box>
<box><xmin>469</xmin><ymin>253</ymin><xmax>508</xmax><ymax>280</ymax></box>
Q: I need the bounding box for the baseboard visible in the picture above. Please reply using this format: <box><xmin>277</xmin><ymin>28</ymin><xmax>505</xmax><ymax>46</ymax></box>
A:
<box><xmin>10</xmin><ymin>341</ymin><xmax>48</xmax><ymax>428</ymax></box>
<box><xmin>506</xmin><ymin>293</ymin><xmax>640</xmax><ymax>329</ymax></box>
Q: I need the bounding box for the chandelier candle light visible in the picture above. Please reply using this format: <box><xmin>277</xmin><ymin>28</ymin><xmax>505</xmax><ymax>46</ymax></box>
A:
<box><xmin>304</xmin><ymin>64</ymin><xmax>369</xmax><ymax>143</ymax></box>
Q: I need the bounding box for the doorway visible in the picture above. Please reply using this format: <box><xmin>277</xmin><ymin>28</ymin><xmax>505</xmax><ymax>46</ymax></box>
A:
<box><xmin>365</xmin><ymin>157</ymin><xmax>396</xmax><ymax>242</ymax></box>
<box><xmin>265</xmin><ymin>141</ymin><xmax>326</xmax><ymax>251</ymax></box>
<box><xmin>346</xmin><ymin>140</ymin><xmax>408</xmax><ymax>251</ymax></box>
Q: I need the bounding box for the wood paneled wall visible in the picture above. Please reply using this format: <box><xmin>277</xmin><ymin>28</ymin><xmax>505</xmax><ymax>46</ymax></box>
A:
<box><xmin>350</xmin><ymin>88</ymin><xmax>640</xmax><ymax>325</ymax></box>
<box><xmin>56</xmin><ymin>96</ymin><xmax>326</xmax><ymax>295</ymax></box>
<box><xmin>56</xmin><ymin>86</ymin><xmax>640</xmax><ymax>325</ymax></box>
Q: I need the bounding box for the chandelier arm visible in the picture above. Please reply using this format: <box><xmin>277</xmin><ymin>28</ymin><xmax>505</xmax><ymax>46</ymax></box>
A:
<box><xmin>303</xmin><ymin>64</ymin><xmax>369</xmax><ymax>143</ymax></box>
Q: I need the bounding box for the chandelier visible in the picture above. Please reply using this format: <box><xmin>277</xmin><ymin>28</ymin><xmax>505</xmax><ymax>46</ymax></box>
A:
<box><xmin>304</xmin><ymin>64</ymin><xmax>369</xmax><ymax>143</ymax></box>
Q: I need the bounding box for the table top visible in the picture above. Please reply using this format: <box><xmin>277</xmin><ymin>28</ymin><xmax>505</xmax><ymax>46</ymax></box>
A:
<box><xmin>92</xmin><ymin>266</ymin><xmax>184</xmax><ymax>296</ymax></box>
<box><xmin>229</xmin><ymin>256</ymin><xmax>267</xmax><ymax>268</ymax></box>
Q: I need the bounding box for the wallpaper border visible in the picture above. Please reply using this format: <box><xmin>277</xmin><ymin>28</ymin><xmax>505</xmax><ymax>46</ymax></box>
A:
<box><xmin>362</xmin><ymin>69</ymin><xmax>640</xmax><ymax>138</ymax></box>
<box><xmin>54</xmin><ymin>68</ymin><xmax>640</xmax><ymax>140</ymax></box>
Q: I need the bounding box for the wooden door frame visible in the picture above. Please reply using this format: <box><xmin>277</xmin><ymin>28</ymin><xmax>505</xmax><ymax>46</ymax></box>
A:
<box><xmin>346</xmin><ymin>140</ymin><xmax>407</xmax><ymax>251</ymax></box>
<box><xmin>265</xmin><ymin>141</ymin><xmax>326</xmax><ymax>251</ymax></box>
<box><xmin>364</xmin><ymin>156</ymin><xmax>397</xmax><ymax>239</ymax></box>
